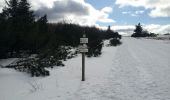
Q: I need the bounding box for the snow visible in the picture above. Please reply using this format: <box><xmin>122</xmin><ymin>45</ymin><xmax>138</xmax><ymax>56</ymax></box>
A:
<box><xmin>146</xmin><ymin>35</ymin><xmax>170</xmax><ymax>40</ymax></box>
<box><xmin>0</xmin><ymin>37</ymin><xmax>170</xmax><ymax>100</ymax></box>
<box><xmin>0</xmin><ymin>58</ymin><xmax>18</xmax><ymax>67</ymax></box>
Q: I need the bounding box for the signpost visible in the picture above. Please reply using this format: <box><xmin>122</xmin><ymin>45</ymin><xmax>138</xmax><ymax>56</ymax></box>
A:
<box><xmin>80</xmin><ymin>34</ymin><xmax>88</xmax><ymax>81</ymax></box>
<box><xmin>80</xmin><ymin>38</ymin><xmax>88</xmax><ymax>44</ymax></box>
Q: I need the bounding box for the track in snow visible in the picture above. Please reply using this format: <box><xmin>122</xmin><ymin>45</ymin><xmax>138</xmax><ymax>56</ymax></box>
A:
<box><xmin>73</xmin><ymin>37</ymin><xmax>170</xmax><ymax>100</ymax></box>
<box><xmin>0</xmin><ymin>37</ymin><xmax>170</xmax><ymax>100</ymax></box>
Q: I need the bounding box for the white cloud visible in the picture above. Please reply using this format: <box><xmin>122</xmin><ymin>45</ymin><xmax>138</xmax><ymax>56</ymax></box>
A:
<box><xmin>115</xmin><ymin>0</ymin><xmax>170</xmax><ymax>17</ymax></box>
<box><xmin>149</xmin><ymin>5</ymin><xmax>170</xmax><ymax>17</ymax></box>
<box><xmin>0</xmin><ymin>0</ymin><xmax>5</xmax><ymax>12</ymax></box>
<box><xmin>32</xmin><ymin>0</ymin><xmax>115</xmax><ymax>25</ymax></box>
<box><xmin>122</xmin><ymin>10</ymin><xmax>144</xmax><ymax>17</ymax></box>
<box><xmin>144</xmin><ymin>24</ymin><xmax>170</xmax><ymax>34</ymax></box>
<box><xmin>0</xmin><ymin>0</ymin><xmax>115</xmax><ymax>26</ymax></box>
<box><xmin>94</xmin><ymin>25</ymin><xmax>135</xmax><ymax>36</ymax></box>
<box><xmin>115</xmin><ymin>0</ymin><xmax>145</xmax><ymax>8</ymax></box>
<box><xmin>29</xmin><ymin>0</ymin><xmax>57</xmax><ymax>10</ymax></box>
<box><xmin>98</xmin><ymin>7</ymin><xmax>115</xmax><ymax>23</ymax></box>
<box><xmin>111</xmin><ymin>25</ymin><xmax>135</xmax><ymax>36</ymax></box>
<box><xmin>101</xmin><ymin>7</ymin><xmax>113</xmax><ymax>13</ymax></box>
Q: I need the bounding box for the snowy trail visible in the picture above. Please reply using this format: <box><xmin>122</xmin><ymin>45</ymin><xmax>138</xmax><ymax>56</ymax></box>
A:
<box><xmin>103</xmin><ymin>38</ymin><xmax>170</xmax><ymax>100</ymax></box>
<box><xmin>0</xmin><ymin>37</ymin><xmax>170</xmax><ymax>100</ymax></box>
<box><xmin>72</xmin><ymin>37</ymin><xmax>170</xmax><ymax>100</ymax></box>
<box><xmin>70</xmin><ymin>38</ymin><xmax>170</xmax><ymax>100</ymax></box>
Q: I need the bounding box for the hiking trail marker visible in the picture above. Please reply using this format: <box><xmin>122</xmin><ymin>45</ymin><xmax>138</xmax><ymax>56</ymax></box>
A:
<box><xmin>80</xmin><ymin>34</ymin><xmax>88</xmax><ymax>81</ymax></box>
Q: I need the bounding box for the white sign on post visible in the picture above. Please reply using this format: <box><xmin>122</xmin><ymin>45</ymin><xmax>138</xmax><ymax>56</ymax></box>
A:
<box><xmin>79</xmin><ymin>49</ymin><xmax>88</xmax><ymax>53</ymax></box>
<box><xmin>80</xmin><ymin>38</ymin><xmax>88</xmax><ymax>44</ymax></box>
<box><xmin>79</xmin><ymin>44</ymin><xmax>88</xmax><ymax>52</ymax></box>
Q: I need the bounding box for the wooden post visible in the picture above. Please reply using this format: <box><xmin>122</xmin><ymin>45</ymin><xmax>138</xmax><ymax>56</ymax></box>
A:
<box><xmin>82</xmin><ymin>34</ymin><xmax>86</xmax><ymax>81</ymax></box>
<box><xmin>80</xmin><ymin>34</ymin><xmax>88</xmax><ymax>81</ymax></box>
<box><xmin>82</xmin><ymin>52</ymin><xmax>85</xmax><ymax>81</ymax></box>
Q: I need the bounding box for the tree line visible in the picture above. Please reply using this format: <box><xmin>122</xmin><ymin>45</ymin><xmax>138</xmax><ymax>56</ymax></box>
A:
<box><xmin>0</xmin><ymin>0</ymin><xmax>121</xmax><ymax>76</ymax></box>
<box><xmin>0</xmin><ymin>0</ymin><xmax>121</xmax><ymax>59</ymax></box>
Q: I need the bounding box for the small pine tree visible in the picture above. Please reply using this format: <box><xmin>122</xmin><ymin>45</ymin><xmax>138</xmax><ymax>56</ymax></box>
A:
<box><xmin>131</xmin><ymin>23</ymin><xmax>143</xmax><ymax>37</ymax></box>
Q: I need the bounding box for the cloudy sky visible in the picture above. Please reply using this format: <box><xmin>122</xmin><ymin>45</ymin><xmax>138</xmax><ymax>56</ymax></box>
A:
<box><xmin>0</xmin><ymin>0</ymin><xmax>170</xmax><ymax>35</ymax></box>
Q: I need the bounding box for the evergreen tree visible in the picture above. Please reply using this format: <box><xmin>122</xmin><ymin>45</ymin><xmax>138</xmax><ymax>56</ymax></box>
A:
<box><xmin>0</xmin><ymin>0</ymin><xmax>20</xmax><ymax>57</ymax></box>
<box><xmin>107</xmin><ymin>25</ymin><xmax>111</xmax><ymax>31</ymax></box>
<box><xmin>17</xmin><ymin>0</ymin><xmax>35</xmax><ymax>50</ymax></box>
<box><xmin>0</xmin><ymin>0</ymin><xmax>35</xmax><ymax>55</ymax></box>
<box><xmin>105</xmin><ymin>25</ymin><xmax>121</xmax><ymax>39</ymax></box>
<box><xmin>131</xmin><ymin>23</ymin><xmax>156</xmax><ymax>37</ymax></box>
<box><xmin>105</xmin><ymin>25</ymin><xmax>112</xmax><ymax>39</ymax></box>
<box><xmin>0</xmin><ymin>9</ymin><xmax>7</xmax><ymax>33</ymax></box>
<box><xmin>37</xmin><ymin>14</ymin><xmax>48</xmax><ymax>33</ymax></box>
<box><xmin>131</xmin><ymin>23</ymin><xmax>143</xmax><ymax>37</ymax></box>
<box><xmin>0</xmin><ymin>12</ymin><xmax>8</xmax><ymax>58</ymax></box>
<box><xmin>5</xmin><ymin>0</ymin><xmax>19</xmax><ymax>32</ymax></box>
<box><xmin>18</xmin><ymin>0</ymin><xmax>34</xmax><ymax>27</ymax></box>
<box><xmin>142</xmin><ymin>30</ymin><xmax>149</xmax><ymax>37</ymax></box>
<box><xmin>36</xmin><ymin>14</ymin><xmax>49</xmax><ymax>50</ymax></box>
<box><xmin>5</xmin><ymin>0</ymin><xmax>18</xmax><ymax>18</ymax></box>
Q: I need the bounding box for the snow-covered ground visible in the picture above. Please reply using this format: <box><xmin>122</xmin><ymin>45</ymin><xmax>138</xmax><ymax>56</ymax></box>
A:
<box><xmin>146</xmin><ymin>34</ymin><xmax>170</xmax><ymax>40</ymax></box>
<box><xmin>0</xmin><ymin>58</ymin><xmax>18</xmax><ymax>67</ymax></box>
<box><xmin>0</xmin><ymin>37</ymin><xmax>170</xmax><ymax>100</ymax></box>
